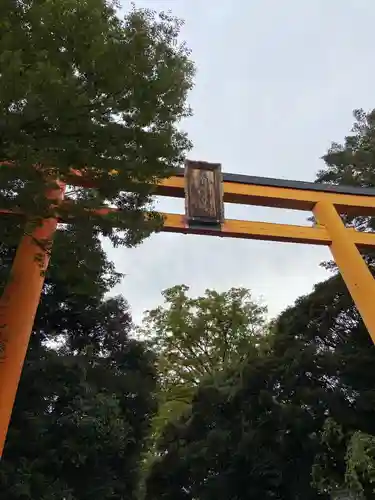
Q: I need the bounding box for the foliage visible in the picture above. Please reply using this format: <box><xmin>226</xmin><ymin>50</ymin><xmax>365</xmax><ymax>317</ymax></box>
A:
<box><xmin>346</xmin><ymin>431</ymin><xmax>375</xmax><ymax>496</ymax></box>
<box><xmin>143</xmin><ymin>277</ymin><xmax>375</xmax><ymax>499</ymax></box>
<box><xmin>0</xmin><ymin>0</ymin><xmax>194</xmax><ymax>247</ymax></box>
<box><xmin>140</xmin><ymin>285</ymin><xmax>268</xmax><ymax>432</ymax></box>
<box><xmin>309</xmin><ymin>107</ymin><xmax>375</xmax><ymax>498</ymax></box>
<box><xmin>137</xmin><ymin>285</ymin><xmax>268</xmax><ymax>499</ymax></box>
<box><xmin>315</xmin><ymin>108</ymin><xmax>375</xmax><ymax>269</ymax></box>
<box><xmin>0</xmin><ymin>221</ymin><xmax>158</xmax><ymax>499</ymax></box>
<box><xmin>312</xmin><ymin>418</ymin><xmax>350</xmax><ymax>497</ymax></box>
<box><xmin>272</xmin><ymin>270</ymin><xmax>375</xmax><ymax>499</ymax></box>
<box><xmin>317</xmin><ymin>109</ymin><xmax>375</xmax><ymax>198</ymax></box>
<box><xmin>144</xmin><ymin>349</ymin><xmax>325</xmax><ymax>500</ymax></box>
<box><xmin>313</xmin><ymin>420</ymin><xmax>375</xmax><ymax>499</ymax></box>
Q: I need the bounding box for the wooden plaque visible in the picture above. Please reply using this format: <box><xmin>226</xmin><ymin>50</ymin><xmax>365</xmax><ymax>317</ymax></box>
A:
<box><xmin>184</xmin><ymin>160</ymin><xmax>224</xmax><ymax>227</ymax></box>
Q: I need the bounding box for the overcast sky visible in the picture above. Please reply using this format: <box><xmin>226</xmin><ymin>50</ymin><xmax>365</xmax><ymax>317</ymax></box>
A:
<box><xmin>106</xmin><ymin>0</ymin><xmax>375</xmax><ymax>323</ymax></box>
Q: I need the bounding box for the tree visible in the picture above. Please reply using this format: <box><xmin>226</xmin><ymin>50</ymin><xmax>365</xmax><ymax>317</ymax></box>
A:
<box><xmin>0</xmin><ymin>223</ymin><xmax>158</xmax><ymax>499</ymax></box>
<box><xmin>316</xmin><ymin>109</ymin><xmax>375</xmax><ymax>197</ymax></box>
<box><xmin>0</xmin><ymin>0</ymin><xmax>194</xmax><ymax>247</ymax></box>
<box><xmin>270</xmin><ymin>270</ymin><xmax>375</xmax><ymax>499</ymax></box>
<box><xmin>140</xmin><ymin>285</ymin><xmax>268</xmax><ymax>432</ymax></box>
<box><xmin>143</xmin><ymin>275</ymin><xmax>369</xmax><ymax>500</ymax></box>
<box><xmin>344</xmin><ymin>430</ymin><xmax>375</xmax><ymax>497</ymax></box>
<box><xmin>315</xmin><ymin>109</ymin><xmax>375</xmax><ymax>260</ymax></box>
<box><xmin>142</xmin><ymin>272</ymin><xmax>375</xmax><ymax>498</ymax></box>
<box><xmin>312</xmin><ymin>419</ymin><xmax>375</xmax><ymax>499</ymax></box>
<box><xmin>144</xmin><ymin>346</ymin><xmax>327</xmax><ymax>500</ymax></box>
<box><xmin>136</xmin><ymin>285</ymin><xmax>267</xmax><ymax>499</ymax></box>
<box><xmin>307</xmin><ymin>107</ymin><xmax>375</xmax><ymax>498</ymax></box>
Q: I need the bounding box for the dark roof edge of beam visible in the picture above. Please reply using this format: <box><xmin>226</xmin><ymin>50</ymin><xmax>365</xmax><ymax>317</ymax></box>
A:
<box><xmin>174</xmin><ymin>168</ymin><xmax>375</xmax><ymax>197</ymax></box>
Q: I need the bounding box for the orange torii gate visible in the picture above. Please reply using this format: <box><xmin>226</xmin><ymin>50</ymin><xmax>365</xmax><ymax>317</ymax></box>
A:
<box><xmin>1</xmin><ymin>159</ymin><xmax>375</xmax><ymax>458</ymax></box>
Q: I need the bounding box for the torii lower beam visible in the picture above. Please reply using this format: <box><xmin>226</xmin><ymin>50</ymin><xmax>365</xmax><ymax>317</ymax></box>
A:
<box><xmin>161</xmin><ymin>213</ymin><xmax>375</xmax><ymax>248</ymax></box>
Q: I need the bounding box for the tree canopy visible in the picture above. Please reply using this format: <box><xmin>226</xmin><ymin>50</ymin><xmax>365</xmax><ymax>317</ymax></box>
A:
<box><xmin>140</xmin><ymin>285</ymin><xmax>268</xmax><ymax>435</ymax></box>
<box><xmin>0</xmin><ymin>0</ymin><xmax>194</xmax><ymax>247</ymax></box>
<box><xmin>0</xmin><ymin>220</ymin><xmax>158</xmax><ymax>499</ymax></box>
<box><xmin>136</xmin><ymin>285</ymin><xmax>268</xmax><ymax>499</ymax></box>
<box><xmin>311</xmin><ymin>107</ymin><xmax>375</xmax><ymax>498</ymax></box>
<box><xmin>316</xmin><ymin>109</ymin><xmax>375</xmax><ymax>256</ymax></box>
<box><xmin>144</xmin><ymin>274</ymin><xmax>373</xmax><ymax>500</ymax></box>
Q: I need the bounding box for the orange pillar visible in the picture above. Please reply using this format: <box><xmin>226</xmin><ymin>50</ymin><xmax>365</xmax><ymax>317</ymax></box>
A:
<box><xmin>0</xmin><ymin>181</ymin><xmax>65</xmax><ymax>459</ymax></box>
<box><xmin>313</xmin><ymin>200</ymin><xmax>375</xmax><ymax>344</ymax></box>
